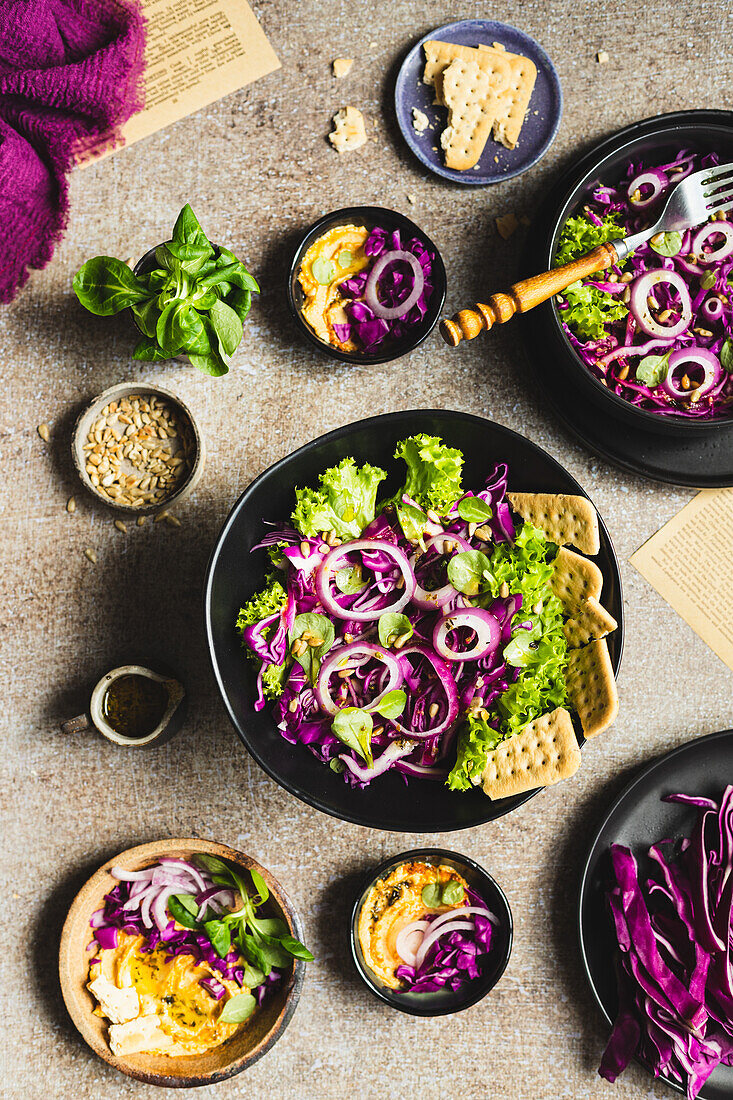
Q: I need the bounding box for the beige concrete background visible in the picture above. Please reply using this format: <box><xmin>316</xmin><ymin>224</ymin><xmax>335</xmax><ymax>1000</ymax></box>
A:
<box><xmin>2</xmin><ymin>1</ymin><xmax>732</xmax><ymax>1097</ymax></box>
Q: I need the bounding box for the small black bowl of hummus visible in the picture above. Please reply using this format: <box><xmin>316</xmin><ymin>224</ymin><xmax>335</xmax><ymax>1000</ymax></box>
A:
<box><xmin>287</xmin><ymin>205</ymin><xmax>447</xmax><ymax>364</ymax></box>
<box><xmin>350</xmin><ymin>847</ymin><xmax>512</xmax><ymax>1016</ymax></box>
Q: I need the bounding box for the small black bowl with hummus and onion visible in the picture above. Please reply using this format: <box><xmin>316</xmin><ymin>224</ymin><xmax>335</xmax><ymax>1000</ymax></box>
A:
<box><xmin>287</xmin><ymin>205</ymin><xmax>447</xmax><ymax>364</ymax></box>
<box><xmin>350</xmin><ymin>848</ymin><xmax>512</xmax><ymax>1016</ymax></box>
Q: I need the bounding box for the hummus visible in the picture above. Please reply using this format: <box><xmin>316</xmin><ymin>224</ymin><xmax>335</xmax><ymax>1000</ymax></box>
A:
<box><xmin>297</xmin><ymin>224</ymin><xmax>370</xmax><ymax>350</ymax></box>
<box><xmin>88</xmin><ymin>932</ymin><xmax>247</xmax><ymax>1057</ymax></box>
<box><xmin>358</xmin><ymin>861</ymin><xmax>470</xmax><ymax>989</ymax></box>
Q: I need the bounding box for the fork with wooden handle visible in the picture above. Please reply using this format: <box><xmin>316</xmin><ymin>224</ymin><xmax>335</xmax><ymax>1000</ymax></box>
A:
<box><xmin>440</xmin><ymin>161</ymin><xmax>733</xmax><ymax>347</ymax></box>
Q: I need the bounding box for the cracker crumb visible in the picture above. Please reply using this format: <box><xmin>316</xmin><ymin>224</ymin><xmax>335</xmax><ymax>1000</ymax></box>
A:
<box><xmin>494</xmin><ymin>155</ymin><xmax>499</xmax><ymax>163</ymax></box>
<box><xmin>597</xmin><ymin>50</ymin><xmax>609</xmax><ymax>63</ymax></box>
<box><xmin>520</xmin><ymin>215</ymin><xmax>531</xmax><ymax>227</ymax></box>
<box><xmin>332</xmin><ymin>58</ymin><xmax>354</xmax><ymax>78</ymax></box>
<box><xmin>369</xmin><ymin>41</ymin><xmax>378</xmax><ymax>49</ymax></box>
<box><xmin>406</xmin><ymin>193</ymin><xmax>416</xmax><ymax>205</ymax></box>
<box><xmin>329</xmin><ymin>106</ymin><xmax>368</xmax><ymax>153</ymax></box>
<box><xmin>412</xmin><ymin>107</ymin><xmax>429</xmax><ymax>133</ymax></box>
<box><xmin>496</xmin><ymin>213</ymin><xmax>519</xmax><ymax>240</ymax></box>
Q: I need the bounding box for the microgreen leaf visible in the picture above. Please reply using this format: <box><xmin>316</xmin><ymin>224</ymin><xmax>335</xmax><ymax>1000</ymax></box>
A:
<box><xmin>168</xmin><ymin>894</ymin><xmax>200</xmax><ymax>930</ymax></box>
<box><xmin>132</xmin><ymin>336</ymin><xmax>171</xmax><ymax>362</ymax></box>
<box><xmin>650</xmin><ymin>231</ymin><xmax>683</xmax><ymax>257</ymax></box>
<box><xmin>331</xmin><ymin>707</ymin><xmax>373</xmax><ymax>766</ymax></box>
<box><xmin>249</xmin><ymin>869</ymin><xmax>269</xmax><ymax>906</ymax></box>
<box><xmin>204</xmin><ymin>919</ymin><xmax>231</xmax><ymax>959</ymax></box>
<box><xmin>372</xmin><ymin>689</ymin><xmax>406</xmax><ymax>719</ymax></box>
<box><xmin>72</xmin><ymin>257</ymin><xmax>149</xmax><ymax>315</ymax></box>
<box><xmin>456</xmin><ymin>495</ymin><xmax>492</xmax><ymax>524</ymax></box>
<box><xmin>700</xmin><ymin>270</ymin><xmax>717</xmax><ymax>290</ymax></box>
<box><xmin>209</xmin><ymin>298</ymin><xmax>243</xmax><ymax>358</ymax></box>
<box><xmin>441</xmin><ymin>881</ymin><xmax>465</xmax><ymax>905</ymax></box>
<box><xmin>636</xmin><ymin>353</ymin><xmax>670</xmax><ymax>387</ymax></box>
<box><xmin>721</xmin><ymin>338</ymin><xmax>733</xmax><ymax>373</ymax></box>
<box><xmin>335</xmin><ymin>565</ymin><xmax>367</xmax><ymax>594</ymax></box>
<box><xmin>280</xmin><ymin>935</ymin><xmax>314</xmax><ymax>961</ymax></box>
<box><xmin>378</xmin><ymin>612</ymin><xmax>413</xmax><ymax>648</ymax></box>
<box><xmin>421</xmin><ymin>883</ymin><xmax>442</xmax><ymax>908</ymax></box>
<box><xmin>447</xmin><ymin>550</ymin><xmax>492</xmax><ymax>596</ymax></box>
<box><xmin>396</xmin><ymin>500</ymin><xmax>427</xmax><ymax>543</ymax></box>
<box><xmin>193</xmin><ymin>853</ymin><xmax>233</xmax><ymax>877</ymax></box>
<box><xmin>289</xmin><ymin>612</ymin><xmax>335</xmax><ymax>683</ymax></box>
<box><xmin>219</xmin><ymin>992</ymin><xmax>257</xmax><ymax>1024</ymax></box>
<box><xmin>241</xmin><ymin>963</ymin><xmax>264</xmax><ymax>988</ymax></box>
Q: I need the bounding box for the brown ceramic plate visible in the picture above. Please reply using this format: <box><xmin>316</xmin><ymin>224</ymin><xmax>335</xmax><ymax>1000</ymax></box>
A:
<box><xmin>59</xmin><ymin>838</ymin><xmax>305</xmax><ymax>1087</ymax></box>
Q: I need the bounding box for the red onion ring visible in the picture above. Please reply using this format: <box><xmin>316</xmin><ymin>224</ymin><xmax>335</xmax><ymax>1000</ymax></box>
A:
<box><xmin>629</xmin><ymin>270</ymin><xmax>692</xmax><ymax>339</ymax></box>
<box><xmin>628</xmin><ymin>169</ymin><xmax>667</xmax><ymax>208</ymax></box>
<box><xmin>702</xmin><ymin>296</ymin><xmax>724</xmax><ymax>323</ymax></box>
<box><xmin>413</xmin><ymin>920</ymin><xmax>476</xmax><ymax>970</ymax></box>
<box><xmin>409</xmin><ymin>533</ymin><xmax>471</xmax><ymax>610</ymax></box>
<box><xmin>315</xmin><ymin>641</ymin><xmax>404</xmax><ymax>716</ymax></box>
<box><xmin>395</xmin><ymin>920</ymin><xmax>430</xmax><ymax>965</ymax></box>
<box><xmin>433</xmin><ymin>607</ymin><xmax>501</xmax><ymax>662</ymax></box>
<box><xmin>339</xmin><ymin>737</ymin><xmax>415</xmax><ymax>780</ymax></box>
<box><xmin>364</xmin><ymin>249</ymin><xmax>425</xmax><ymax>320</ymax></box>
<box><xmin>692</xmin><ymin>220</ymin><xmax>733</xmax><ymax>264</ymax></box>
<box><xmin>662</xmin><ymin>347</ymin><xmax>721</xmax><ymax>400</ymax></box>
<box><xmin>391</xmin><ymin>643</ymin><xmax>460</xmax><ymax>739</ymax></box>
<box><xmin>316</xmin><ymin>539</ymin><xmax>415</xmax><ymax>621</ymax></box>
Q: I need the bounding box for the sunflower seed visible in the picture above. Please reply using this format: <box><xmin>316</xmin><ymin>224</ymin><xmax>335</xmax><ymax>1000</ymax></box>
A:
<box><xmin>84</xmin><ymin>548</ymin><xmax>97</xmax><ymax>564</ymax></box>
<box><xmin>37</xmin><ymin>422</ymin><xmax>51</xmax><ymax>442</ymax></box>
<box><xmin>66</xmin><ymin>496</ymin><xmax>76</xmax><ymax>514</ymax></box>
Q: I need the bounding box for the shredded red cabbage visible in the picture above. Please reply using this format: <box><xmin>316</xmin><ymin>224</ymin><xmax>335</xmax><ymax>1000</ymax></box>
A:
<box><xmin>600</xmin><ymin>785</ymin><xmax>733</xmax><ymax>1097</ymax></box>
<box><xmin>395</xmin><ymin>886</ymin><xmax>495</xmax><ymax>994</ymax></box>
<box><xmin>558</xmin><ymin>149</ymin><xmax>733</xmax><ymax>419</ymax></box>
<box><xmin>336</xmin><ymin>226</ymin><xmax>435</xmax><ymax>350</ymax></box>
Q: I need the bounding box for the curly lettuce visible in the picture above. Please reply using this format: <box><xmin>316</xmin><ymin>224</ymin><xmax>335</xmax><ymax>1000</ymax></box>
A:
<box><xmin>447</xmin><ymin>522</ymin><xmax>568</xmax><ymax>790</ymax></box>
<box><xmin>292</xmin><ymin>457</ymin><xmax>386</xmax><ymax>540</ymax></box>
<box><xmin>394</xmin><ymin>433</ymin><xmax>463</xmax><ymax>513</ymax></box>
<box><xmin>554</xmin><ymin>212</ymin><xmax>623</xmax><ymax>266</ymax></box>
<box><xmin>236</xmin><ymin>575</ymin><xmax>288</xmax><ymax>701</ymax></box>
<box><xmin>554</xmin><ymin>212</ymin><xmax>628</xmax><ymax>341</ymax></box>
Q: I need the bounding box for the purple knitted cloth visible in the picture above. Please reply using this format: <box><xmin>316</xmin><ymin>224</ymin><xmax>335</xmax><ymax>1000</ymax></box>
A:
<box><xmin>0</xmin><ymin>0</ymin><xmax>146</xmax><ymax>303</ymax></box>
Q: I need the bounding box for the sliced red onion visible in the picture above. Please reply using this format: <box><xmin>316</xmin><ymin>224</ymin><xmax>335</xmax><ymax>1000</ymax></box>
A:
<box><xmin>428</xmin><ymin>905</ymin><xmax>499</xmax><ymax>932</ymax></box>
<box><xmin>629</xmin><ymin>270</ymin><xmax>692</xmax><ymax>339</ymax></box>
<box><xmin>364</xmin><ymin>249</ymin><xmax>424</xmax><ymax>320</ymax></box>
<box><xmin>339</xmin><ymin>737</ymin><xmax>415</xmax><ymax>780</ymax></box>
<box><xmin>391</xmin><ymin>644</ymin><xmax>460</xmax><ymax>739</ymax></box>
<box><xmin>316</xmin><ymin>539</ymin><xmax>415</xmax><ymax>622</ymax></box>
<box><xmin>196</xmin><ymin>886</ymin><xmax>237</xmax><ymax>921</ymax></box>
<box><xmin>90</xmin><ymin>909</ymin><xmax>107</xmax><ymax>929</ymax></box>
<box><xmin>110</xmin><ymin>865</ymin><xmax>156</xmax><ymax>882</ymax></box>
<box><xmin>413</xmin><ymin>920</ymin><xmax>475</xmax><ymax>971</ymax></box>
<box><xmin>409</xmin><ymin>534</ymin><xmax>471</xmax><ymax>610</ymax></box>
<box><xmin>662</xmin><ymin>347</ymin><xmax>721</xmax><ymax>400</ymax></box>
<box><xmin>628</xmin><ymin>169</ymin><xmax>667</xmax><ymax>208</ymax></box>
<box><xmin>702</xmin><ymin>296</ymin><xmax>724</xmax><ymax>322</ymax></box>
<box><xmin>200</xmin><ymin>976</ymin><xmax>227</xmax><ymax>1000</ymax></box>
<box><xmin>692</xmin><ymin>220</ymin><xmax>733</xmax><ymax>264</ymax></box>
<box><xmin>315</xmin><ymin>641</ymin><xmax>403</xmax><ymax>715</ymax></box>
<box><xmin>156</xmin><ymin>858</ymin><xmax>208</xmax><ymax>892</ymax></box>
<box><xmin>396</xmin><ymin>920</ymin><xmax>430</xmax><ymax>966</ymax></box>
<box><xmin>433</xmin><ymin>608</ymin><xmax>501</xmax><ymax>662</ymax></box>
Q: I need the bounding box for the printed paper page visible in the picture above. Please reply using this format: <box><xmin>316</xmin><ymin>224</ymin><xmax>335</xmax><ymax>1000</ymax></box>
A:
<box><xmin>82</xmin><ymin>0</ymin><xmax>280</xmax><ymax>162</ymax></box>
<box><xmin>630</xmin><ymin>488</ymin><xmax>733</xmax><ymax>671</ymax></box>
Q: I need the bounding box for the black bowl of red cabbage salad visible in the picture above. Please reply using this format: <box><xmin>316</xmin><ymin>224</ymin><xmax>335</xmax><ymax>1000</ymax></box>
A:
<box><xmin>287</xmin><ymin>206</ymin><xmax>447</xmax><ymax>365</ymax></box>
<box><xmin>546</xmin><ymin>114</ymin><xmax>733</xmax><ymax>432</ymax></box>
<box><xmin>205</xmin><ymin>410</ymin><xmax>623</xmax><ymax>833</ymax></box>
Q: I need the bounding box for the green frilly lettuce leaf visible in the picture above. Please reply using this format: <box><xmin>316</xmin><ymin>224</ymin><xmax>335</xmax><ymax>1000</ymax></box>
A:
<box><xmin>291</xmin><ymin>458</ymin><xmax>386</xmax><ymax>540</ymax></box>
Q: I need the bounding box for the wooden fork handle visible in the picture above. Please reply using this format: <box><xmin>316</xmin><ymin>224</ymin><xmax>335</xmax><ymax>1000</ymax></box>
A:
<box><xmin>440</xmin><ymin>242</ymin><xmax>619</xmax><ymax>347</ymax></box>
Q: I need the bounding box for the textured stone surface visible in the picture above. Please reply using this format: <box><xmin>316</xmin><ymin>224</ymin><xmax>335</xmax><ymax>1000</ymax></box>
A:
<box><xmin>2</xmin><ymin>1</ymin><xmax>732</xmax><ymax>1097</ymax></box>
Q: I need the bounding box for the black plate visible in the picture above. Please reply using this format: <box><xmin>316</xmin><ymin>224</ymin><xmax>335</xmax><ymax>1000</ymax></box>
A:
<box><xmin>578</xmin><ymin>728</ymin><xmax>733</xmax><ymax>1099</ymax></box>
<box><xmin>349</xmin><ymin>848</ymin><xmax>512</xmax><ymax>1016</ymax></box>
<box><xmin>205</xmin><ymin>409</ymin><xmax>623</xmax><ymax>832</ymax></box>
<box><xmin>522</xmin><ymin>109</ymin><xmax>733</xmax><ymax>487</ymax></box>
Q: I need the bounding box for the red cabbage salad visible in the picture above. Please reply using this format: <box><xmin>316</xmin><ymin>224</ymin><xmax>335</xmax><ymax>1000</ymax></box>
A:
<box><xmin>394</xmin><ymin>883</ymin><xmax>497</xmax><ymax>994</ymax></box>
<box><xmin>89</xmin><ymin>855</ymin><xmax>312</xmax><ymax>1015</ymax></box>
<box><xmin>554</xmin><ymin>149</ymin><xmax>733</xmax><ymax>418</ymax></box>
<box><xmin>236</xmin><ymin>434</ymin><xmax>568</xmax><ymax>790</ymax></box>
<box><xmin>600</xmin><ymin>787</ymin><xmax>733</xmax><ymax>1098</ymax></box>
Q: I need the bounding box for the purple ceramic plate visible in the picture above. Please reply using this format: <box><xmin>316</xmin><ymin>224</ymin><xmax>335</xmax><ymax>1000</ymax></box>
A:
<box><xmin>395</xmin><ymin>19</ymin><xmax>562</xmax><ymax>185</ymax></box>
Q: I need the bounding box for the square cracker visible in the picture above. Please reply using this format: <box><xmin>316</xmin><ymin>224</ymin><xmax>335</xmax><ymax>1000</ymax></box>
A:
<box><xmin>423</xmin><ymin>39</ymin><xmax>511</xmax><ymax>107</ymax></box>
<box><xmin>565</xmin><ymin>638</ymin><xmax>618</xmax><ymax>738</ymax></box>
<box><xmin>551</xmin><ymin>546</ymin><xmax>603</xmax><ymax>610</ymax></box>
<box><xmin>440</xmin><ymin>58</ymin><xmax>499</xmax><ymax>171</ymax></box>
<box><xmin>563</xmin><ymin>597</ymin><xmax>618</xmax><ymax>648</ymax></box>
<box><xmin>477</xmin><ymin>43</ymin><xmax>537</xmax><ymax>148</ymax></box>
<box><xmin>507</xmin><ymin>492</ymin><xmax>601</xmax><ymax>556</ymax></box>
<box><xmin>480</xmin><ymin>707</ymin><xmax>581</xmax><ymax>799</ymax></box>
